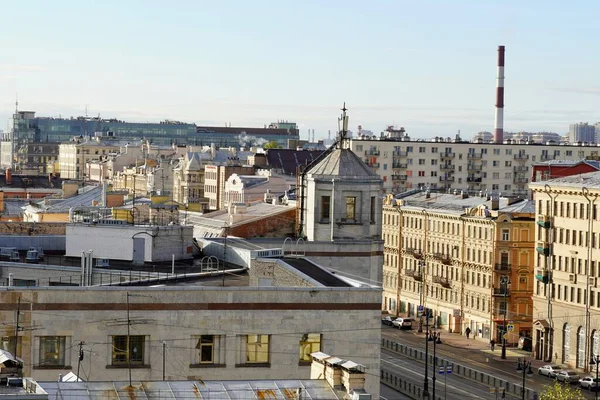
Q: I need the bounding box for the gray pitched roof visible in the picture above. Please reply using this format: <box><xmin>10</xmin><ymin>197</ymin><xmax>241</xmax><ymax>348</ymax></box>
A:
<box><xmin>307</xmin><ymin>149</ymin><xmax>379</xmax><ymax>178</ymax></box>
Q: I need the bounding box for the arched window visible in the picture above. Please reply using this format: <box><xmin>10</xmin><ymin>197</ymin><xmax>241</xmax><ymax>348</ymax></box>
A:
<box><xmin>563</xmin><ymin>323</ymin><xmax>571</xmax><ymax>363</ymax></box>
<box><xmin>577</xmin><ymin>326</ymin><xmax>586</xmax><ymax>368</ymax></box>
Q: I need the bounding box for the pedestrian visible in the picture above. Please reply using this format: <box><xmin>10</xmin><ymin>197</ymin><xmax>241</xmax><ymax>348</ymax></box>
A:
<box><xmin>490</xmin><ymin>339</ymin><xmax>496</xmax><ymax>351</ymax></box>
<box><xmin>465</xmin><ymin>327</ymin><xmax>471</xmax><ymax>339</ymax></box>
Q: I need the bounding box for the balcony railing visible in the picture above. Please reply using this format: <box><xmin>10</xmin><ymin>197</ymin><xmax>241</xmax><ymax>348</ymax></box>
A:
<box><xmin>393</xmin><ymin>151</ymin><xmax>407</xmax><ymax>157</ymax></box>
<box><xmin>494</xmin><ymin>263</ymin><xmax>511</xmax><ymax>272</ymax></box>
<box><xmin>513</xmin><ymin>177</ymin><xmax>528</xmax><ymax>184</ymax></box>
<box><xmin>467</xmin><ymin>153</ymin><xmax>482</xmax><ymax>159</ymax></box>
<box><xmin>433</xmin><ymin>276</ymin><xmax>451</xmax><ymax>288</ymax></box>
<box><xmin>440</xmin><ymin>165</ymin><xmax>455</xmax><ymax>171</ymax></box>
<box><xmin>392</xmin><ymin>175</ymin><xmax>408</xmax><ymax>182</ymax></box>
<box><xmin>365</xmin><ymin>150</ymin><xmax>380</xmax><ymax>156</ymax></box>
<box><xmin>393</xmin><ymin>163</ymin><xmax>408</xmax><ymax>169</ymax></box>
<box><xmin>467</xmin><ymin>164</ymin><xmax>482</xmax><ymax>171</ymax></box>
<box><xmin>493</xmin><ymin>288</ymin><xmax>510</xmax><ymax>296</ymax></box>
<box><xmin>440</xmin><ymin>152</ymin><xmax>455</xmax><ymax>159</ymax></box>
<box><xmin>514</xmin><ymin>166</ymin><xmax>528</xmax><ymax>173</ymax></box>
<box><xmin>405</xmin><ymin>269</ymin><xmax>423</xmax><ymax>281</ymax></box>
<box><xmin>405</xmin><ymin>248</ymin><xmax>422</xmax><ymax>259</ymax></box>
<box><xmin>514</xmin><ymin>154</ymin><xmax>529</xmax><ymax>161</ymax></box>
<box><xmin>439</xmin><ymin>176</ymin><xmax>455</xmax><ymax>182</ymax></box>
<box><xmin>467</xmin><ymin>177</ymin><xmax>482</xmax><ymax>183</ymax></box>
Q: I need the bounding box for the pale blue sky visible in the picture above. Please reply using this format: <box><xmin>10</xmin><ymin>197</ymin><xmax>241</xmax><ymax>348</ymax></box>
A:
<box><xmin>2</xmin><ymin>1</ymin><xmax>600</xmax><ymax>140</ymax></box>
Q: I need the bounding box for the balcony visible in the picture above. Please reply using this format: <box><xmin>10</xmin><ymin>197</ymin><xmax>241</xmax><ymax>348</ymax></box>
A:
<box><xmin>405</xmin><ymin>248</ymin><xmax>422</xmax><ymax>259</ymax></box>
<box><xmin>493</xmin><ymin>288</ymin><xmax>510</xmax><ymax>297</ymax></box>
<box><xmin>393</xmin><ymin>151</ymin><xmax>407</xmax><ymax>157</ymax></box>
<box><xmin>494</xmin><ymin>263</ymin><xmax>511</xmax><ymax>272</ymax></box>
<box><xmin>513</xmin><ymin>177</ymin><xmax>528</xmax><ymax>184</ymax></box>
<box><xmin>405</xmin><ymin>269</ymin><xmax>423</xmax><ymax>281</ymax></box>
<box><xmin>433</xmin><ymin>276</ymin><xmax>451</xmax><ymax>288</ymax></box>
<box><xmin>467</xmin><ymin>177</ymin><xmax>482</xmax><ymax>183</ymax></box>
<box><xmin>536</xmin><ymin>241</ymin><xmax>551</xmax><ymax>256</ymax></box>
<box><xmin>440</xmin><ymin>152</ymin><xmax>455</xmax><ymax>160</ymax></box>
<box><xmin>393</xmin><ymin>163</ymin><xmax>408</xmax><ymax>169</ymax></box>
<box><xmin>370</xmin><ymin>163</ymin><xmax>380</xmax><ymax>168</ymax></box>
<box><xmin>514</xmin><ymin>154</ymin><xmax>529</xmax><ymax>161</ymax></box>
<box><xmin>365</xmin><ymin>150</ymin><xmax>380</xmax><ymax>156</ymax></box>
<box><xmin>467</xmin><ymin>153</ymin><xmax>482</xmax><ymax>159</ymax></box>
<box><xmin>439</xmin><ymin>176</ymin><xmax>455</xmax><ymax>183</ymax></box>
<box><xmin>467</xmin><ymin>164</ymin><xmax>482</xmax><ymax>171</ymax></box>
<box><xmin>392</xmin><ymin>174</ymin><xmax>408</xmax><ymax>182</ymax></box>
<box><xmin>537</xmin><ymin>215</ymin><xmax>551</xmax><ymax>229</ymax></box>
<box><xmin>433</xmin><ymin>253</ymin><xmax>452</xmax><ymax>265</ymax></box>
<box><xmin>514</xmin><ymin>166</ymin><xmax>528</xmax><ymax>173</ymax></box>
<box><xmin>540</xmin><ymin>154</ymin><xmax>553</xmax><ymax>161</ymax></box>
<box><xmin>440</xmin><ymin>164</ymin><xmax>455</xmax><ymax>172</ymax></box>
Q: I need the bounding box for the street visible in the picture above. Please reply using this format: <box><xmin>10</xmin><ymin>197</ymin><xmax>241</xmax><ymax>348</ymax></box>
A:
<box><xmin>381</xmin><ymin>324</ymin><xmax>599</xmax><ymax>399</ymax></box>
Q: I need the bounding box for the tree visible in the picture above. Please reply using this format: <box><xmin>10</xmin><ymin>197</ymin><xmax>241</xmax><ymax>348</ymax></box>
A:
<box><xmin>264</xmin><ymin>141</ymin><xmax>279</xmax><ymax>149</ymax></box>
<box><xmin>539</xmin><ymin>381</ymin><xmax>584</xmax><ymax>400</ymax></box>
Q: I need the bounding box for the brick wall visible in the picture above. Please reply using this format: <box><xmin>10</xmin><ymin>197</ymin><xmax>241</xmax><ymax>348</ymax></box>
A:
<box><xmin>0</xmin><ymin>222</ymin><xmax>66</xmax><ymax>235</ymax></box>
<box><xmin>230</xmin><ymin>209</ymin><xmax>295</xmax><ymax>238</ymax></box>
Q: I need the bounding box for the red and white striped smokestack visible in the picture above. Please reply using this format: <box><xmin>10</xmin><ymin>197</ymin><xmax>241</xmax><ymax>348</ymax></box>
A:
<box><xmin>494</xmin><ymin>45</ymin><xmax>505</xmax><ymax>144</ymax></box>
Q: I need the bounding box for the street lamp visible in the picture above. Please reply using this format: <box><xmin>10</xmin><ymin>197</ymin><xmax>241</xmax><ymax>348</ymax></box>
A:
<box><xmin>428</xmin><ymin>332</ymin><xmax>442</xmax><ymax>400</ymax></box>
<box><xmin>516</xmin><ymin>358</ymin><xmax>533</xmax><ymax>400</ymax></box>
<box><xmin>500</xmin><ymin>275</ymin><xmax>510</xmax><ymax>360</ymax></box>
<box><xmin>418</xmin><ymin>258</ymin><xmax>425</xmax><ymax>333</ymax></box>
<box><xmin>590</xmin><ymin>355</ymin><xmax>600</xmax><ymax>400</ymax></box>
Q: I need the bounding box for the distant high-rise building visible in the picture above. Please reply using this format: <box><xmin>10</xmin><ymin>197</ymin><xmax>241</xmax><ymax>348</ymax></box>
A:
<box><xmin>568</xmin><ymin>122</ymin><xmax>596</xmax><ymax>143</ymax></box>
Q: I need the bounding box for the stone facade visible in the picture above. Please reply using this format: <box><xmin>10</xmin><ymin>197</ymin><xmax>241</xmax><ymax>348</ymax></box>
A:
<box><xmin>249</xmin><ymin>259</ymin><xmax>316</xmax><ymax>287</ymax></box>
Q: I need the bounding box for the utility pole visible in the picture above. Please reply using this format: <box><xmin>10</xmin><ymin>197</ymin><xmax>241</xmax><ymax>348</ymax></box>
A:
<box><xmin>501</xmin><ymin>276</ymin><xmax>509</xmax><ymax>359</ymax></box>
<box><xmin>76</xmin><ymin>341</ymin><xmax>85</xmax><ymax>381</ymax></box>
<box><xmin>126</xmin><ymin>292</ymin><xmax>132</xmax><ymax>387</ymax></box>
<box><xmin>13</xmin><ymin>297</ymin><xmax>20</xmax><ymax>357</ymax></box>
<box><xmin>162</xmin><ymin>341</ymin><xmax>166</xmax><ymax>381</ymax></box>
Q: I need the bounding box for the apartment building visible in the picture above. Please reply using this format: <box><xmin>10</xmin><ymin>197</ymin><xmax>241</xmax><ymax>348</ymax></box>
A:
<box><xmin>172</xmin><ymin>152</ymin><xmax>208</xmax><ymax>210</ymax></box>
<box><xmin>58</xmin><ymin>141</ymin><xmax>131</xmax><ymax>179</ymax></box>
<box><xmin>350</xmin><ymin>136</ymin><xmax>600</xmax><ymax>195</ymax></box>
<box><xmin>382</xmin><ymin>191</ymin><xmax>535</xmax><ymax>343</ymax></box>
<box><xmin>530</xmin><ymin>173</ymin><xmax>600</xmax><ymax>370</ymax></box>
<box><xmin>204</xmin><ymin>163</ymin><xmax>256</xmax><ymax>210</ymax></box>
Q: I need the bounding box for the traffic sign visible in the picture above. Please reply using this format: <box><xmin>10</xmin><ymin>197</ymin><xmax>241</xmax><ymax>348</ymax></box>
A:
<box><xmin>438</xmin><ymin>366</ymin><xmax>452</xmax><ymax>374</ymax></box>
<box><xmin>507</xmin><ymin>324</ymin><xmax>515</xmax><ymax>332</ymax></box>
<box><xmin>418</xmin><ymin>305</ymin><xmax>424</xmax><ymax>313</ymax></box>
<box><xmin>503</xmin><ymin>333</ymin><xmax>509</xmax><ymax>340</ymax></box>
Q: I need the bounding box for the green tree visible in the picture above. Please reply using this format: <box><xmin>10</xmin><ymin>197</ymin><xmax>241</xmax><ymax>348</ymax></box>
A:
<box><xmin>264</xmin><ymin>141</ymin><xmax>279</xmax><ymax>149</ymax></box>
<box><xmin>539</xmin><ymin>381</ymin><xmax>584</xmax><ymax>400</ymax></box>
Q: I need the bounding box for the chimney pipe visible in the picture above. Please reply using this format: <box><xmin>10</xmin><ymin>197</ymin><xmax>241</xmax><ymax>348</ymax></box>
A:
<box><xmin>494</xmin><ymin>45</ymin><xmax>505</xmax><ymax>144</ymax></box>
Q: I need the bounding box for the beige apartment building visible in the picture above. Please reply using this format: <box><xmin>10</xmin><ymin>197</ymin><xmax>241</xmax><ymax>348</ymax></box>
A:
<box><xmin>173</xmin><ymin>152</ymin><xmax>208</xmax><ymax>210</ymax></box>
<box><xmin>351</xmin><ymin>135</ymin><xmax>600</xmax><ymax>195</ymax></box>
<box><xmin>530</xmin><ymin>172</ymin><xmax>600</xmax><ymax>371</ymax></box>
<box><xmin>205</xmin><ymin>163</ymin><xmax>256</xmax><ymax>210</ymax></box>
<box><xmin>58</xmin><ymin>141</ymin><xmax>125</xmax><ymax>179</ymax></box>
<box><xmin>382</xmin><ymin>191</ymin><xmax>535</xmax><ymax>343</ymax></box>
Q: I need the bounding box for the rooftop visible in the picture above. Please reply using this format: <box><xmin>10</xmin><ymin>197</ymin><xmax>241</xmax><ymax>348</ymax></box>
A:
<box><xmin>307</xmin><ymin>148</ymin><xmax>379</xmax><ymax>179</ymax></box>
<box><xmin>530</xmin><ymin>170</ymin><xmax>600</xmax><ymax>191</ymax></box>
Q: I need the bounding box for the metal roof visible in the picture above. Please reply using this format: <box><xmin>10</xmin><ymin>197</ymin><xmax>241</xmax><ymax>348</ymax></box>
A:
<box><xmin>39</xmin><ymin>379</ymin><xmax>341</xmax><ymax>400</ymax></box>
<box><xmin>307</xmin><ymin>149</ymin><xmax>379</xmax><ymax>178</ymax></box>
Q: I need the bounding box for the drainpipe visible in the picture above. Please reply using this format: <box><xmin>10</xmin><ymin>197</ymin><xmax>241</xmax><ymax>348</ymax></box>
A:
<box><xmin>330</xmin><ymin>179</ymin><xmax>335</xmax><ymax>241</ymax></box>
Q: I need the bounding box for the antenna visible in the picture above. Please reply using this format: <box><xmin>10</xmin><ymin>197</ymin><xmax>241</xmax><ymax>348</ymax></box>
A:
<box><xmin>337</xmin><ymin>102</ymin><xmax>349</xmax><ymax>146</ymax></box>
<box><xmin>15</xmin><ymin>93</ymin><xmax>18</xmax><ymax>113</ymax></box>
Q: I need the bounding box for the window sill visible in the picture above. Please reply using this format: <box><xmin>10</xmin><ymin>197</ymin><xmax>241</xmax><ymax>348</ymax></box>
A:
<box><xmin>34</xmin><ymin>365</ymin><xmax>72</xmax><ymax>370</ymax></box>
<box><xmin>106</xmin><ymin>364</ymin><xmax>151</xmax><ymax>369</ymax></box>
<box><xmin>235</xmin><ymin>363</ymin><xmax>271</xmax><ymax>368</ymax></box>
<box><xmin>190</xmin><ymin>363</ymin><xmax>226</xmax><ymax>368</ymax></box>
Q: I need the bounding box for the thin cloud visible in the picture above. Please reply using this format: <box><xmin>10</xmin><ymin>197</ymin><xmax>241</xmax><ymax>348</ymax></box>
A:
<box><xmin>550</xmin><ymin>87</ymin><xmax>600</xmax><ymax>96</ymax></box>
<box><xmin>0</xmin><ymin>64</ymin><xmax>46</xmax><ymax>72</ymax></box>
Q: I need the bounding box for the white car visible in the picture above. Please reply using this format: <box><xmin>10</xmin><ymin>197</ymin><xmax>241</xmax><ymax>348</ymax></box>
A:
<box><xmin>538</xmin><ymin>364</ymin><xmax>562</xmax><ymax>378</ymax></box>
<box><xmin>392</xmin><ymin>318</ymin><xmax>414</xmax><ymax>330</ymax></box>
<box><xmin>555</xmin><ymin>370</ymin><xmax>581</xmax><ymax>383</ymax></box>
<box><xmin>579</xmin><ymin>376</ymin><xmax>600</xmax><ymax>390</ymax></box>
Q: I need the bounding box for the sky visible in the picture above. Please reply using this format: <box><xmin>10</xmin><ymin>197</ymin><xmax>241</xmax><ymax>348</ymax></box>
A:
<box><xmin>2</xmin><ymin>1</ymin><xmax>600</xmax><ymax>140</ymax></box>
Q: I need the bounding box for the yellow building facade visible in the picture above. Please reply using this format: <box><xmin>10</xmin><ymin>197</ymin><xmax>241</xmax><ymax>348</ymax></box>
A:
<box><xmin>382</xmin><ymin>191</ymin><xmax>535</xmax><ymax>343</ymax></box>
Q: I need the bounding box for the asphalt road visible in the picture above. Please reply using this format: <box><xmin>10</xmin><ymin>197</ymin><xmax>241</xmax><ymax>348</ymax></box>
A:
<box><xmin>382</xmin><ymin>325</ymin><xmax>599</xmax><ymax>399</ymax></box>
<box><xmin>380</xmin><ymin>383</ymin><xmax>413</xmax><ymax>400</ymax></box>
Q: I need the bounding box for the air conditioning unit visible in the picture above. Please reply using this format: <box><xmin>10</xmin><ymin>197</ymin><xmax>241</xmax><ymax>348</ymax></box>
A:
<box><xmin>569</xmin><ymin>274</ymin><xmax>576</xmax><ymax>283</ymax></box>
<box><xmin>589</xmin><ymin>277</ymin><xmax>597</xmax><ymax>288</ymax></box>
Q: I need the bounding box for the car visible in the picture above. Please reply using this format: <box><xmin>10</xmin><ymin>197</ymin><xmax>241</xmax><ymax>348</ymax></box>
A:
<box><xmin>555</xmin><ymin>370</ymin><xmax>581</xmax><ymax>383</ymax></box>
<box><xmin>382</xmin><ymin>316</ymin><xmax>395</xmax><ymax>326</ymax></box>
<box><xmin>392</xmin><ymin>318</ymin><xmax>414</xmax><ymax>330</ymax></box>
<box><xmin>538</xmin><ymin>365</ymin><xmax>562</xmax><ymax>378</ymax></box>
<box><xmin>579</xmin><ymin>376</ymin><xmax>600</xmax><ymax>390</ymax></box>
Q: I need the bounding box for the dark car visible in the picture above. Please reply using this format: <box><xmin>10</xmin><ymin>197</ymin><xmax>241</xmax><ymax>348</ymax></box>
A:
<box><xmin>382</xmin><ymin>316</ymin><xmax>395</xmax><ymax>326</ymax></box>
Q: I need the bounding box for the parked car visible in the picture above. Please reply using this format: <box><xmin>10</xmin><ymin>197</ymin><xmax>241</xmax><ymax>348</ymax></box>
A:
<box><xmin>392</xmin><ymin>318</ymin><xmax>414</xmax><ymax>330</ymax></box>
<box><xmin>382</xmin><ymin>316</ymin><xmax>395</xmax><ymax>326</ymax></box>
<box><xmin>579</xmin><ymin>376</ymin><xmax>600</xmax><ymax>390</ymax></box>
<box><xmin>538</xmin><ymin>365</ymin><xmax>562</xmax><ymax>378</ymax></box>
<box><xmin>555</xmin><ymin>370</ymin><xmax>581</xmax><ymax>383</ymax></box>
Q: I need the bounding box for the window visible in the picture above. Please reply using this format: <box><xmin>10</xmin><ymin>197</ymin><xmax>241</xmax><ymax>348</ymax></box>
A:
<box><xmin>299</xmin><ymin>333</ymin><xmax>322</xmax><ymax>363</ymax></box>
<box><xmin>345</xmin><ymin>197</ymin><xmax>356</xmax><ymax>221</ymax></box>
<box><xmin>38</xmin><ymin>336</ymin><xmax>68</xmax><ymax>368</ymax></box>
<box><xmin>502</xmin><ymin>229</ymin><xmax>510</xmax><ymax>241</ymax></box>
<box><xmin>111</xmin><ymin>335</ymin><xmax>145</xmax><ymax>366</ymax></box>
<box><xmin>245</xmin><ymin>334</ymin><xmax>270</xmax><ymax>364</ymax></box>
<box><xmin>321</xmin><ymin>196</ymin><xmax>331</xmax><ymax>221</ymax></box>
<box><xmin>370</xmin><ymin>196</ymin><xmax>376</xmax><ymax>224</ymax></box>
<box><xmin>192</xmin><ymin>335</ymin><xmax>225</xmax><ymax>366</ymax></box>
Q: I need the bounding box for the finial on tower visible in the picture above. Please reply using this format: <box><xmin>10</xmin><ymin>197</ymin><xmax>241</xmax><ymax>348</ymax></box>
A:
<box><xmin>337</xmin><ymin>102</ymin><xmax>349</xmax><ymax>146</ymax></box>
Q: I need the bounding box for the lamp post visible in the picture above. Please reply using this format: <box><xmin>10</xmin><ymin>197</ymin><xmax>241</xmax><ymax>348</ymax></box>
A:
<box><xmin>418</xmin><ymin>258</ymin><xmax>425</xmax><ymax>333</ymax></box>
<box><xmin>423</xmin><ymin>308</ymin><xmax>430</xmax><ymax>398</ymax></box>
<box><xmin>500</xmin><ymin>275</ymin><xmax>509</xmax><ymax>360</ymax></box>
<box><xmin>428</xmin><ymin>331</ymin><xmax>442</xmax><ymax>400</ymax></box>
<box><xmin>591</xmin><ymin>355</ymin><xmax>600</xmax><ymax>400</ymax></box>
<box><xmin>516</xmin><ymin>358</ymin><xmax>533</xmax><ymax>400</ymax></box>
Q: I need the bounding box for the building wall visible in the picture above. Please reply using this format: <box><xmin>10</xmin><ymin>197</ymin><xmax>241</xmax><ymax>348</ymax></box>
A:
<box><xmin>531</xmin><ymin>163</ymin><xmax>598</xmax><ymax>182</ymax></box>
<box><xmin>65</xmin><ymin>224</ymin><xmax>194</xmax><ymax>262</ymax></box>
<box><xmin>249</xmin><ymin>259</ymin><xmax>315</xmax><ymax>287</ymax></box>
<box><xmin>229</xmin><ymin>208</ymin><xmax>296</xmax><ymax>238</ymax></box>
<box><xmin>0</xmin><ymin>286</ymin><xmax>380</xmax><ymax>398</ymax></box>
<box><xmin>0</xmin><ymin>222</ymin><xmax>66</xmax><ymax>235</ymax></box>
<box><xmin>350</xmin><ymin>139</ymin><xmax>600</xmax><ymax>195</ymax></box>
<box><xmin>531</xmin><ymin>183</ymin><xmax>600</xmax><ymax>369</ymax></box>
<box><xmin>59</xmin><ymin>143</ymin><xmax>121</xmax><ymax>180</ymax></box>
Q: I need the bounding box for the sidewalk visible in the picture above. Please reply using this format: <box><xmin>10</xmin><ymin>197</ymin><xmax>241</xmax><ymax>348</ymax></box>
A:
<box><xmin>411</xmin><ymin>329</ymin><xmax>545</xmax><ymax>368</ymax></box>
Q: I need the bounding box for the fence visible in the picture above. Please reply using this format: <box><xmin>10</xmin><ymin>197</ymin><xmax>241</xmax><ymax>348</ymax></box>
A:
<box><xmin>381</xmin><ymin>338</ymin><xmax>537</xmax><ymax>400</ymax></box>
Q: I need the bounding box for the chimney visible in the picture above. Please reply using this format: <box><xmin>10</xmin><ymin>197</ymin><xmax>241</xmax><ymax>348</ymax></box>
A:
<box><xmin>494</xmin><ymin>45</ymin><xmax>505</xmax><ymax>144</ymax></box>
<box><xmin>491</xmin><ymin>195</ymin><xmax>500</xmax><ymax>210</ymax></box>
<box><xmin>6</xmin><ymin>168</ymin><xmax>12</xmax><ymax>185</ymax></box>
<box><xmin>340</xmin><ymin>360</ymin><xmax>366</xmax><ymax>394</ymax></box>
